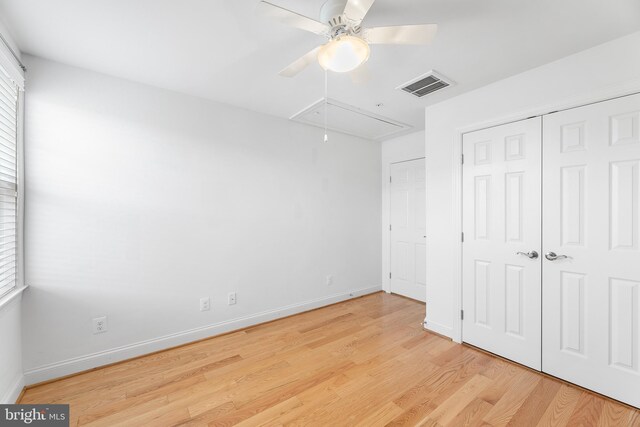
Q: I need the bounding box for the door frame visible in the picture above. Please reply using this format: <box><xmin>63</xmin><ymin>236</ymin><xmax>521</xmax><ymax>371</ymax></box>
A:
<box><xmin>382</xmin><ymin>140</ymin><xmax>426</xmax><ymax>294</ymax></box>
<box><xmin>451</xmin><ymin>82</ymin><xmax>640</xmax><ymax>343</ymax></box>
<box><xmin>388</xmin><ymin>157</ymin><xmax>426</xmax><ymax>301</ymax></box>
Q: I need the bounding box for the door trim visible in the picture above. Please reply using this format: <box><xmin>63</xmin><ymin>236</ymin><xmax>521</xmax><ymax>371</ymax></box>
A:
<box><xmin>450</xmin><ymin>83</ymin><xmax>640</xmax><ymax>344</ymax></box>
<box><xmin>382</xmin><ymin>141</ymin><xmax>425</xmax><ymax>295</ymax></box>
<box><xmin>390</xmin><ymin>157</ymin><xmax>426</xmax><ymax>165</ymax></box>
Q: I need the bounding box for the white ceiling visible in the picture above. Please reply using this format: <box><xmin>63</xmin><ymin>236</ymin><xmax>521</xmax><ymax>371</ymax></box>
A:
<box><xmin>1</xmin><ymin>0</ymin><xmax>639</xmax><ymax>137</ymax></box>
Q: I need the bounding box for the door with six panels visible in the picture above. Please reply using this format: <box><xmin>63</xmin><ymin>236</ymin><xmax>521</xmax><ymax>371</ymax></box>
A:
<box><xmin>542</xmin><ymin>93</ymin><xmax>640</xmax><ymax>408</ymax></box>
<box><xmin>390</xmin><ymin>158</ymin><xmax>427</xmax><ymax>302</ymax></box>
<box><xmin>462</xmin><ymin>117</ymin><xmax>542</xmax><ymax>370</ymax></box>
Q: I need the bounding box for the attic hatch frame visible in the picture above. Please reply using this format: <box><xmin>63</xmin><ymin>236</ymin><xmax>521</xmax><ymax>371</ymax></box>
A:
<box><xmin>290</xmin><ymin>97</ymin><xmax>413</xmax><ymax>141</ymax></box>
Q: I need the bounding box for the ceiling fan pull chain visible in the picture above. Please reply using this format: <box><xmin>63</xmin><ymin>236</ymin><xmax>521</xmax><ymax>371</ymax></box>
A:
<box><xmin>324</xmin><ymin>69</ymin><xmax>329</xmax><ymax>143</ymax></box>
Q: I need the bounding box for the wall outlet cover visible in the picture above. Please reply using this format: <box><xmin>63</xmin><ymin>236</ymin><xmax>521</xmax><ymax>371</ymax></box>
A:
<box><xmin>228</xmin><ymin>292</ymin><xmax>237</xmax><ymax>305</ymax></box>
<box><xmin>200</xmin><ymin>297</ymin><xmax>210</xmax><ymax>312</ymax></box>
<box><xmin>92</xmin><ymin>316</ymin><xmax>108</xmax><ymax>334</ymax></box>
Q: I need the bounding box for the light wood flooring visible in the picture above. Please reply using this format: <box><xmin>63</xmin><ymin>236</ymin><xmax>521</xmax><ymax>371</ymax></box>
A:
<box><xmin>20</xmin><ymin>292</ymin><xmax>640</xmax><ymax>426</ymax></box>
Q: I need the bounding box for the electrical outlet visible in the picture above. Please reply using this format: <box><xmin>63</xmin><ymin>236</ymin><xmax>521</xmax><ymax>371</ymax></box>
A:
<box><xmin>228</xmin><ymin>292</ymin><xmax>237</xmax><ymax>305</ymax></box>
<box><xmin>92</xmin><ymin>316</ymin><xmax>108</xmax><ymax>334</ymax></box>
<box><xmin>200</xmin><ymin>297</ymin><xmax>210</xmax><ymax>312</ymax></box>
<box><xmin>326</xmin><ymin>275</ymin><xmax>333</xmax><ymax>286</ymax></box>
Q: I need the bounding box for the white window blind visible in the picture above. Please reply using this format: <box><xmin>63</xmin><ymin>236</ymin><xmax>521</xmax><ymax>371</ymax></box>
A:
<box><xmin>0</xmin><ymin>66</ymin><xmax>18</xmax><ymax>299</ymax></box>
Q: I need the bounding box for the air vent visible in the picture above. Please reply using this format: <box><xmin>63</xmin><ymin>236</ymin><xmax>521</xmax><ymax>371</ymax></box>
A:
<box><xmin>397</xmin><ymin>70</ymin><xmax>454</xmax><ymax>98</ymax></box>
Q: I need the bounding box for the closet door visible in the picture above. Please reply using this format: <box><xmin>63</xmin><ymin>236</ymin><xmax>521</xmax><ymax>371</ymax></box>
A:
<box><xmin>462</xmin><ymin>117</ymin><xmax>542</xmax><ymax>370</ymax></box>
<box><xmin>542</xmin><ymin>93</ymin><xmax>640</xmax><ymax>408</ymax></box>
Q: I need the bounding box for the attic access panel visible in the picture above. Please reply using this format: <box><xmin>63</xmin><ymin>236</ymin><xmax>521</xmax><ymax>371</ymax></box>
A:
<box><xmin>290</xmin><ymin>98</ymin><xmax>412</xmax><ymax>141</ymax></box>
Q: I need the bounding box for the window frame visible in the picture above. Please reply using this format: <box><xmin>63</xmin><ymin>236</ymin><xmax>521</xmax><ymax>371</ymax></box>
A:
<box><xmin>0</xmin><ymin>36</ymin><xmax>25</xmax><ymax>303</ymax></box>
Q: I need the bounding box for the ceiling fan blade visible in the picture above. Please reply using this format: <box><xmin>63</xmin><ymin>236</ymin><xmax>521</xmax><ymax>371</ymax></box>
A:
<box><xmin>279</xmin><ymin>47</ymin><xmax>321</xmax><ymax>77</ymax></box>
<box><xmin>343</xmin><ymin>0</ymin><xmax>376</xmax><ymax>23</ymax></box>
<box><xmin>257</xmin><ymin>1</ymin><xmax>328</xmax><ymax>35</ymax></box>
<box><xmin>365</xmin><ymin>24</ymin><xmax>438</xmax><ymax>45</ymax></box>
<box><xmin>350</xmin><ymin>62</ymin><xmax>372</xmax><ymax>85</ymax></box>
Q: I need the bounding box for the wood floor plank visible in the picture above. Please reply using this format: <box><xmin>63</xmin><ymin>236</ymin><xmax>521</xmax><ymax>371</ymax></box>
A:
<box><xmin>445</xmin><ymin>398</ymin><xmax>494</xmax><ymax>427</ymax></box>
<box><xmin>535</xmin><ymin>383</ymin><xmax>582</xmax><ymax>427</ymax></box>
<box><xmin>18</xmin><ymin>292</ymin><xmax>639</xmax><ymax>426</ymax></box>
<box><xmin>233</xmin><ymin>397</ymin><xmax>302</xmax><ymax>427</ymax></box>
<box><xmin>506</xmin><ymin>377</ymin><xmax>561</xmax><ymax>427</ymax></box>
<box><xmin>482</xmin><ymin>369</ymin><xmax>541</xmax><ymax>426</ymax></box>
<box><xmin>386</xmin><ymin>352</ymin><xmax>492</xmax><ymax>426</ymax></box>
<box><xmin>596</xmin><ymin>400</ymin><xmax>633</xmax><ymax>427</ymax></box>
<box><xmin>565</xmin><ymin>392</ymin><xmax>606</xmax><ymax>427</ymax></box>
<box><xmin>354</xmin><ymin>401</ymin><xmax>404</xmax><ymax>427</ymax></box>
<box><xmin>423</xmin><ymin>374</ymin><xmax>493</xmax><ymax>425</ymax></box>
<box><xmin>209</xmin><ymin>360</ymin><xmax>354</xmax><ymax>426</ymax></box>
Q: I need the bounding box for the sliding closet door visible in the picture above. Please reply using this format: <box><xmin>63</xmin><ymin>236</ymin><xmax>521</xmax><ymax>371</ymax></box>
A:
<box><xmin>462</xmin><ymin>117</ymin><xmax>542</xmax><ymax>370</ymax></box>
<box><xmin>542</xmin><ymin>93</ymin><xmax>640</xmax><ymax>408</ymax></box>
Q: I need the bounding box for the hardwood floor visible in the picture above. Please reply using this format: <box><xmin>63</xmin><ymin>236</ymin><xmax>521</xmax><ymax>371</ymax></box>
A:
<box><xmin>20</xmin><ymin>292</ymin><xmax>640</xmax><ymax>426</ymax></box>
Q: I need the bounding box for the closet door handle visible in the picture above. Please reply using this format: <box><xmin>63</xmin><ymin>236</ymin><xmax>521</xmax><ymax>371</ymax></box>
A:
<box><xmin>545</xmin><ymin>252</ymin><xmax>568</xmax><ymax>261</ymax></box>
<box><xmin>516</xmin><ymin>251</ymin><xmax>538</xmax><ymax>259</ymax></box>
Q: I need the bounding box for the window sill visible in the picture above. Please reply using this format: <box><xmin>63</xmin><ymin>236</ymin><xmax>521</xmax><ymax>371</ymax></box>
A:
<box><xmin>0</xmin><ymin>285</ymin><xmax>28</xmax><ymax>311</ymax></box>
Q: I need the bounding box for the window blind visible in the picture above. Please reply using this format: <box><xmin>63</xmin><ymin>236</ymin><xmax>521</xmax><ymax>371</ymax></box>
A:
<box><xmin>0</xmin><ymin>66</ymin><xmax>18</xmax><ymax>299</ymax></box>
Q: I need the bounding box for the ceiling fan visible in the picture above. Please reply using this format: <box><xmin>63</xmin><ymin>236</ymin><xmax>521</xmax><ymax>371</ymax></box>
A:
<box><xmin>257</xmin><ymin>0</ymin><xmax>438</xmax><ymax>77</ymax></box>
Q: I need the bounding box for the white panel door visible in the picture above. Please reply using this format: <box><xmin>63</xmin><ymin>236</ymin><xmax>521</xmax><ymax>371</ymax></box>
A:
<box><xmin>390</xmin><ymin>158</ymin><xmax>427</xmax><ymax>302</ymax></box>
<box><xmin>543</xmin><ymin>93</ymin><xmax>640</xmax><ymax>408</ymax></box>
<box><xmin>462</xmin><ymin>117</ymin><xmax>542</xmax><ymax>370</ymax></box>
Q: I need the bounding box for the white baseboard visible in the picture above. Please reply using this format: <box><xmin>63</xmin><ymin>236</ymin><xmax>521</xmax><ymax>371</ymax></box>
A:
<box><xmin>423</xmin><ymin>317</ymin><xmax>454</xmax><ymax>339</ymax></box>
<box><xmin>24</xmin><ymin>286</ymin><xmax>381</xmax><ymax>385</ymax></box>
<box><xmin>1</xmin><ymin>374</ymin><xmax>24</xmax><ymax>404</ymax></box>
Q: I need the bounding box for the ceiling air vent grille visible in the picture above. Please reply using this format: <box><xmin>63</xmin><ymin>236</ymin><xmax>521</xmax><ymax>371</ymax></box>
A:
<box><xmin>397</xmin><ymin>70</ymin><xmax>454</xmax><ymax>98</ymax></box>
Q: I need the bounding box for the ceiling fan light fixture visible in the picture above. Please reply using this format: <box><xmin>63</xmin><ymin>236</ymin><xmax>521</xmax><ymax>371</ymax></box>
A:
<box><xmin>317</xmin><ymin>35</ymin><xmax>370</xmax><ymax>73</ymax></box>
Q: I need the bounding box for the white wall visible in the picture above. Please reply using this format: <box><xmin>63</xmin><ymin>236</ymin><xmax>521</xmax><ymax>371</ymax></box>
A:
<box><xmin>0</xmin><ymin>297</ymin><xmax>23</xmax><ymax>403</ymax></box>
<box><xmin>0</xmin><ymin>20</ymin><xmax>19</xmax><ymax>54</ymax></box>
<box><xmin>424</xmin><ymin>31</ymin><xmax>640</xmax><ymax>339</ymax></box>
<box><xmin>380</xmin><ymin>132</ymin><xmax>424</xmax><ymax>293</ymax></box>
<box><xmin>22</xmin><ymin>55</ymin><xmax>382</xmax><ymax>383</ymax></box>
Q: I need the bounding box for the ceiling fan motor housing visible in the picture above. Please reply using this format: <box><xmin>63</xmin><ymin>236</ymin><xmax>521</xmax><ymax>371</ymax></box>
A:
<box><xmin>319</xmin><ymin>0</ymin><xmax>348</xmax><ymax>24</ymax></box>
<box><xmin>320</xmin><ymin>0</ymin><xmax>363</xmax><ymax>40</ymax></box>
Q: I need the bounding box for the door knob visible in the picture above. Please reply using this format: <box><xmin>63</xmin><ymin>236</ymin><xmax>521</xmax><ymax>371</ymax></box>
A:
<box><xmin>545</xmin><ymin>252</ymin><xmax>568</xmax><ymax>261</ymax></box>
<box><xmin>516</xmin><ymin>250</ymin><xmax>538</xmax><ymax>259</ymax></box>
